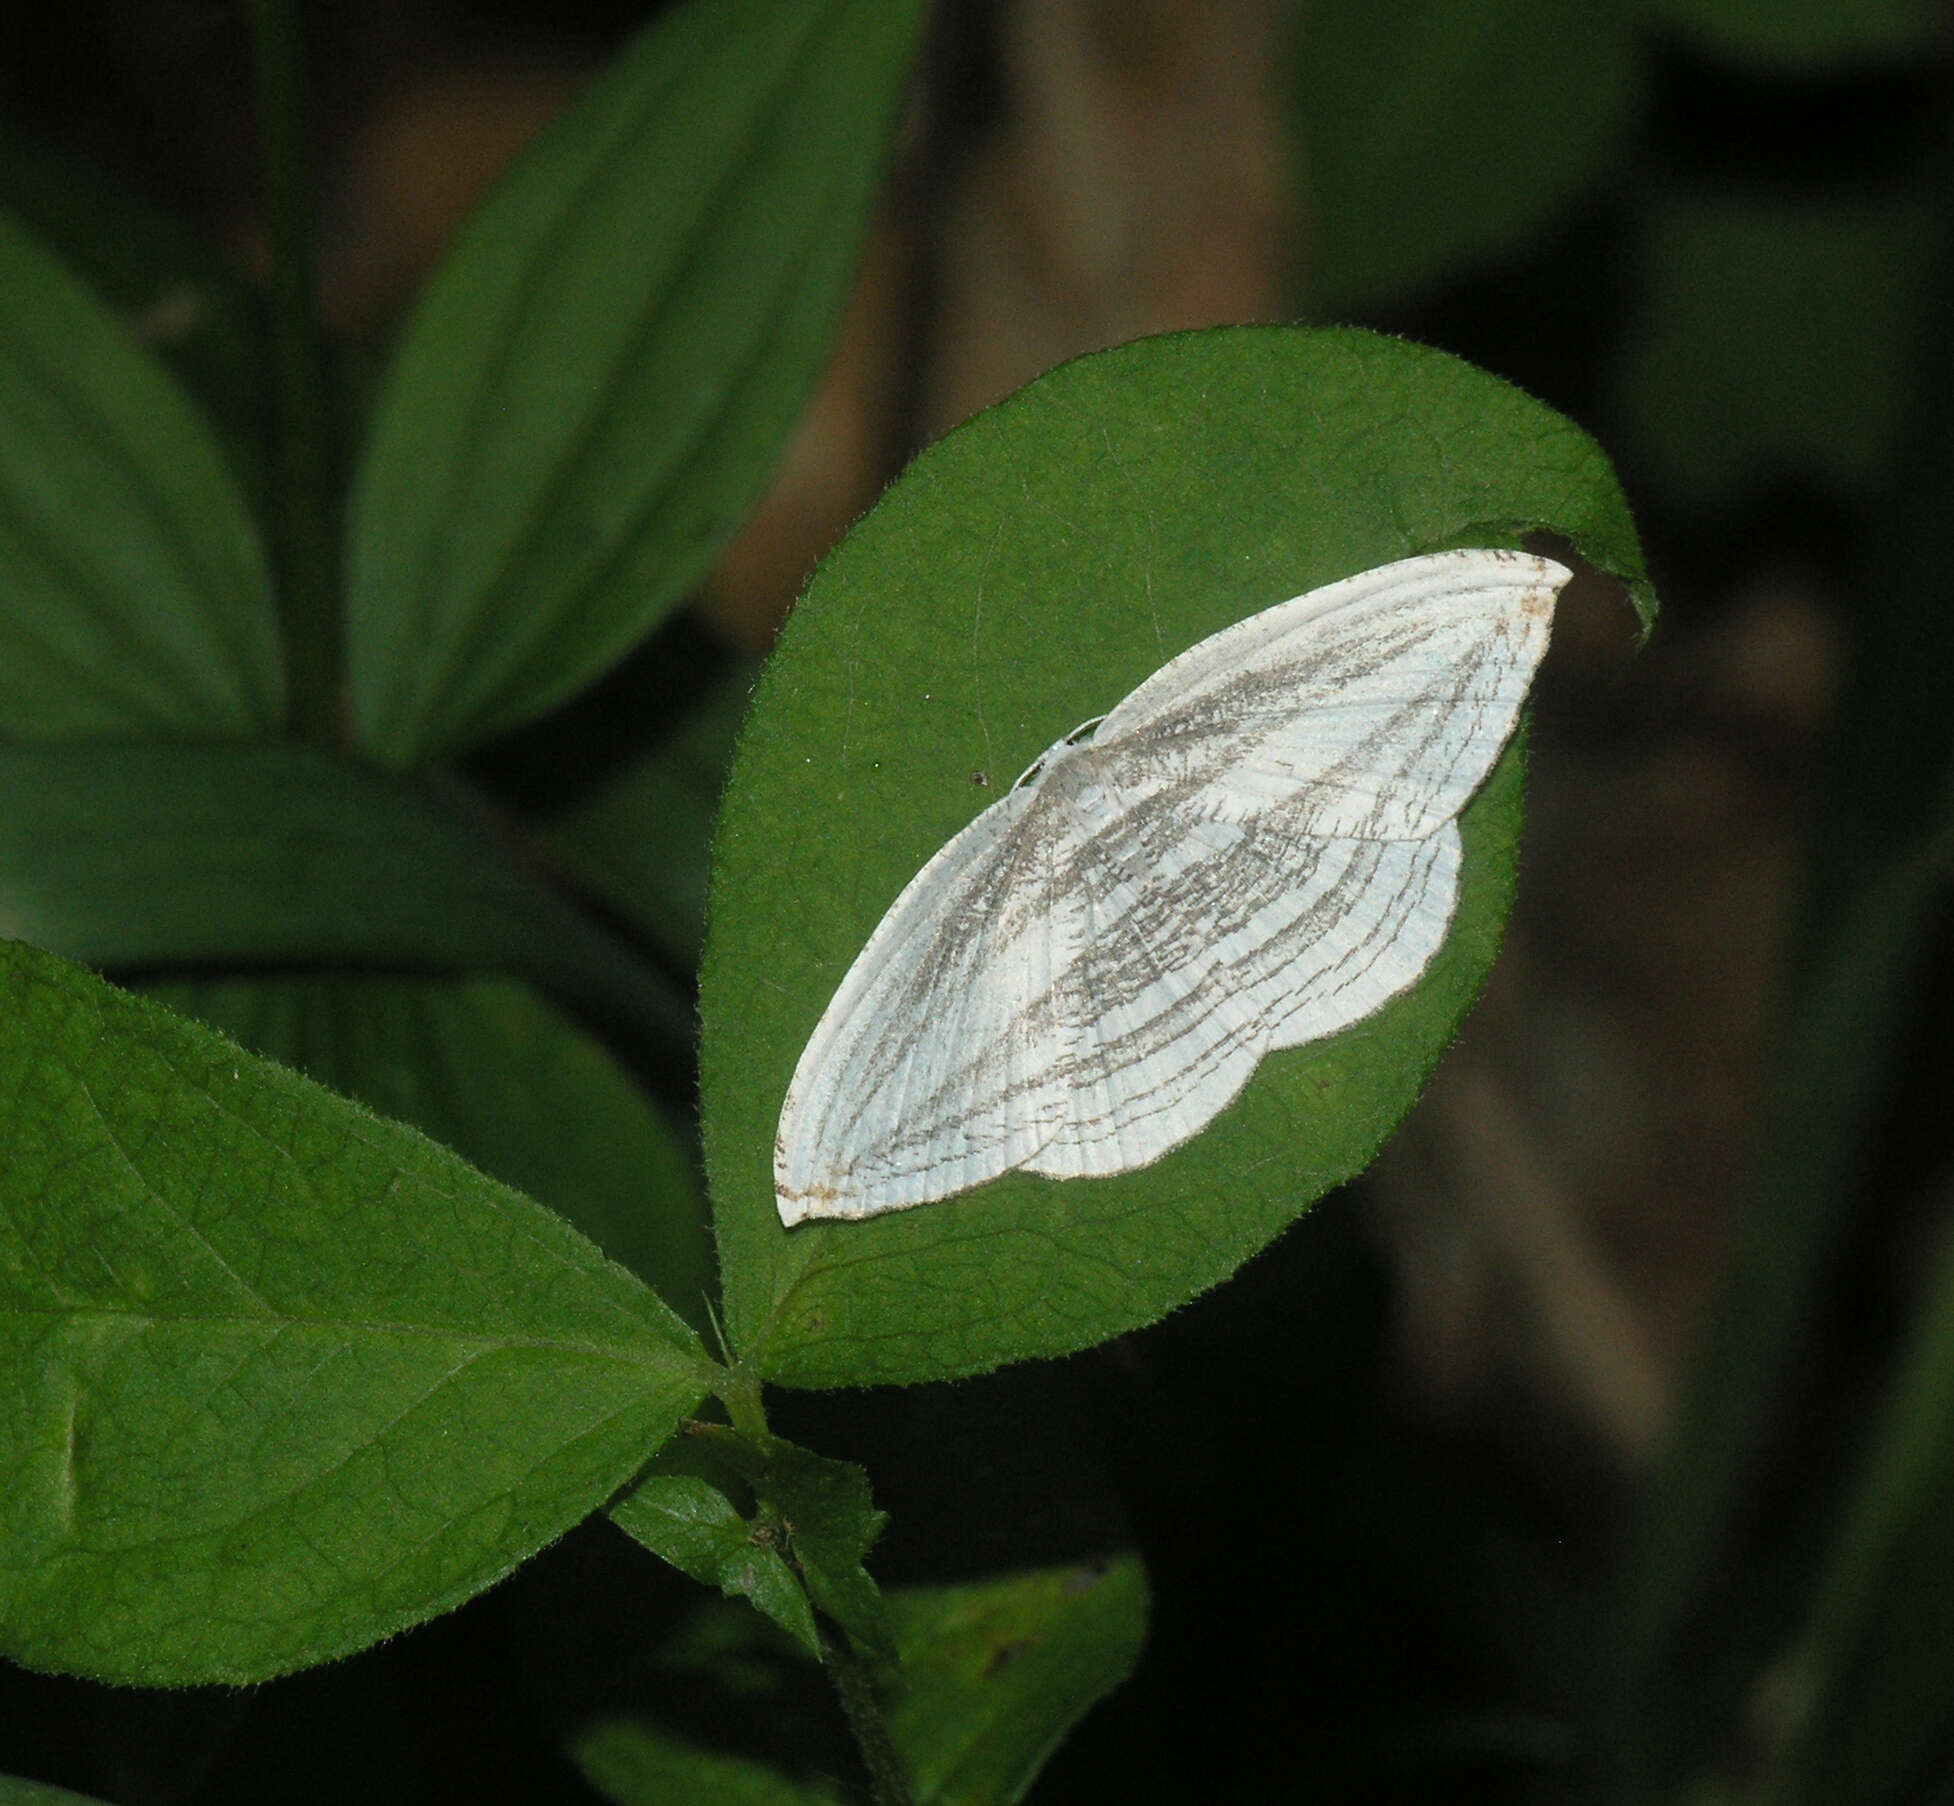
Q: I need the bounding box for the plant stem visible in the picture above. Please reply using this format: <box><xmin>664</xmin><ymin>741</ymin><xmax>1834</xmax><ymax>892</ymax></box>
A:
<box><xmin>819</xmin><ymin>1622</ymin><xmax>913</xmax><ymax>1806</ymax></box>
<box><xmin>247</xmin><ymin>0</ymin><xmax>341</xmax><ymax>743</ymax></box>
<box><xmin>715</xmin><ymin>1361</ymin><xmax>773</xmax><ymax>1445</ymax></box>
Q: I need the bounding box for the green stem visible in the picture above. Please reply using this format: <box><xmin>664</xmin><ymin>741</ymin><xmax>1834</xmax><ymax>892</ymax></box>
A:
<box><xmin>819</xmin><ymin>1621</ymin><xmax>914</xmax><ymax>1806</ymax></box>
<box><xmin>247</xmin><ymin>0</ymin><xmax>342</xmax><ymax>743</ymax></box>
<box><xmin>714</xmin><ymin>1361</ymin><xmax>772</xmax><ymax>1445</ymax></box>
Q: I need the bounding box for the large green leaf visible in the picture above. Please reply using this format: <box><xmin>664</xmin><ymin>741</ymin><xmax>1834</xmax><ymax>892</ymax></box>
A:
<box><xmin>1288</xmin><ymin>0</ymin><xmax>1640</xmax><ymax>312</ymax></box>
<box><xmin>0</xmin><ymin>210</ymin><xmax>279</xmax><ymax>741</ymax></box>
<box><xmin>0</xmin><ymin>941</ymin><xmax>712</xmax><ymax>1684</ymax></box>
<box><xmin>346</xmin><ymin>0</ymin><xmax>926</xmax><ymax>765</ymax></box>
<box><xmin>702</xmin><ymin>326</ymin><xmax>1653</xmax><ymax>1388</ymax></box>
<box><xmin>0</xmin><ymin>739</ymin><xmax>686</xmax><ymax>1047</ymax></box>
<box><xmin>141</xmin><ymin>974</ymin><xmax>714</xmax><ymax>1326</ymax></box>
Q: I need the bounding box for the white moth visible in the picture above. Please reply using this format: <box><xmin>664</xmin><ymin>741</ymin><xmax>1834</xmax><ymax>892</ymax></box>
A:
<box><xmin>775</xmin><ymin>548</ymin><xmax>1571</xmax><ymax>1226</ymax></box>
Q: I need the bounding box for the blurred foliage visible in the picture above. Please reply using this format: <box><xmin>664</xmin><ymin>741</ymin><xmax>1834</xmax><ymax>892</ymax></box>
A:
<box><xmin>1615</xmin><ymin>191</ymin><xmax>1937</xmax><ymax>506</ymax></box>
<box><xmin>1289</xmin><ymin>0</ymin><xmax>1640</xmax><ymax>314</ymax></box>
<box><xmin>1288</xmin><ymin>1</ymin><xmax>1954</xmax><ymax>1802</ymax></box>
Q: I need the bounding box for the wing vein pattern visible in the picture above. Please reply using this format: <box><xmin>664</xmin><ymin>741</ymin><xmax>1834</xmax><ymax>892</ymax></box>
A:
<box><xmin>775</xmin><ymin>548</ymin><xmax>1568</xmax><ymax>1222</ymax></box>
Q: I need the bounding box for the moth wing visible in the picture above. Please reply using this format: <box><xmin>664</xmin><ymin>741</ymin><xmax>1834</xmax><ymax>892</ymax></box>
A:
<box><xmin>773</xmin><ymin>784</ymin><xmax>1091</xmax><ymax>1222</ymax></box>
<box><xmin>777</xmin><ymin>550</ymin><xmax>1561</xmax><ymax>1223</ymax></box>
<box><xmin>1093</xmin><ymin>549</ymin><xmax>1567</xmax><ymax>841</ymax></box>
<box><xmin>1025</xmin><ymin>798</ymin><xmax>1461</xmax><ymax>1180</ymax></box>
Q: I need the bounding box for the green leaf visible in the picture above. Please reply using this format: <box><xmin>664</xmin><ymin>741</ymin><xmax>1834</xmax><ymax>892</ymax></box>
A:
<box><xmin>614</xmin><ymin>1427</ymin><xmax>892</xmax><ymax>1668</ymax></box>
<box><xmin>0</xmin><ymin>739</ymin><xmax>687</xmax><ymax>1048</ymax></box>
<box><xmin>1629</xmin><ymin>0</ymin><xmax>1934</xmax><ymax>68</ymax></box>
<box><xmin>0</xmin><ymin>209</ymin><xmax>280</xmax><ymax>741</ymax></box>
<box><xmin>1288</xmin><ymin>0</ymin><xmax>1639</xmax><ymax>312</ymax></box>
<box><xmin>702</xmin><ymin>325</ymin><xmax>1652</xmax><ymax>1388</ymax></box>
<box><xmin>548</xmin><ymin>659</ymin><xmax>759</xmax><ymax>967</ymax></box>
<box><xmin>1614</xmin><ymin>190</ymin><xmax>1938</xmax><ymax>507</ymax></box>
<box><xmin>611</xmin><ymin>1454</ymin><xmax>819</xmax><ymax>1657</ymax></box>
<box><xmin>0</xmin><ymin>940</ymin><xmax>711</xmax><ymax>1685</ymax></box>
<box><xmin>0</xmin><ymin>1779</ymin><xmax>118</xmax><ymax>1806</ymax></box>
<box><xmin>575</xmin><ymin>1716</ymin><xmax>848</xmax><ymax>1806</ymax></box>
<box><xmin>0</xmin><ymin>123</ymin><xmax>268</xmax><ymax>504</ymax></box>
<box><xmin>764</xmin><ymin>1438</ymin><xmax>895</xmax><ymax>1675</ymax></box>
<box><xmin>887</xmin><ymin>1556</ymin><xmax>1149</xmax><ymax>1806</ymax></box>
<box><xmin>570</xmin><ymin>1591</ymin><xmax>855</xmax><ymax>1801</ymax></box>
<box><xmin>346</xmin><ymin>0</ymin><xmax>927</xmax><ymax>766</ymax></box>
<box><xmin>140</xmin><ymin>974</ymin><xmax>714</xmax><ymax>1326</ymax></box>
<box><xmin>567</xmin><ymin>1558</ymin><xmax>1147</xmax><ymax>1806</ymax></box>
